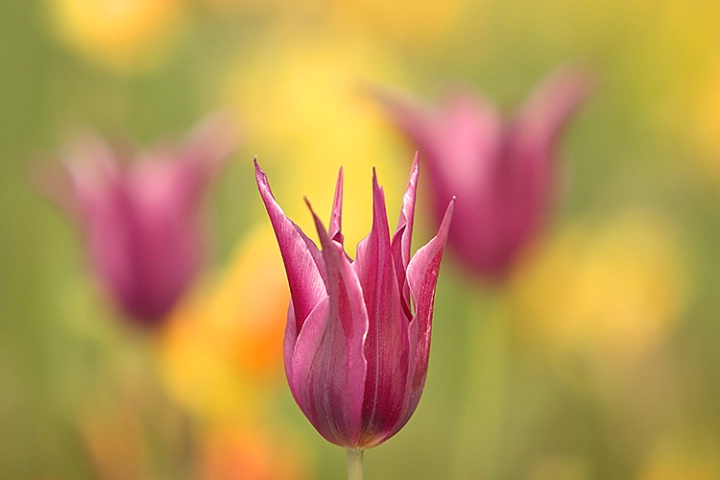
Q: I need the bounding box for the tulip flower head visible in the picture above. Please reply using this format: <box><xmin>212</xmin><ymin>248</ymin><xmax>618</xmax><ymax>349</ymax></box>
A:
<box><xmin>376</xmin><ymin>68</ymin><xmax>591</xmax><ymax>282</ymax></box>
<box><xmin>255</xmin><ymin>156</ymin><xmax>454</xmax><ymax>449</ymax></box>
<box><xmin>56</xmin><ymin>116</ymin><xmax>235</xmax><ymax>327</ymax></box>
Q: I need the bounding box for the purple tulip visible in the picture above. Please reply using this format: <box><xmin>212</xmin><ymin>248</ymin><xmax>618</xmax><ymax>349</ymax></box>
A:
<box><xmin>376</xmin><ymin>68</ymin><xmax>591</xmax><ymax>281</ymax></box>
<box><xmin>57</xmin><ymin>116</ymin><xmax>235</xmax><ymax>327</ymax></box>
<box><xmin>255</xmin><ymin>156</ymin><xmax>454</xmax><ymax>449</ymax></box>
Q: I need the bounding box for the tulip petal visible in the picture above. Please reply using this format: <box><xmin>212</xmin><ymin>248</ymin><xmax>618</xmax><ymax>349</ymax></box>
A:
<box><xmin>292</xmin><ymin>200</ymin><xmax>368</xmax><ymax>447</ymax></box>
<box><xmin>503</xmin><ymin>68</ymin><xmax>592</xmax><ymax>268</ymax></box>
<box><xmin>514</xmin><ymin>67</ymin><xmax>592</xmax><ymax>156</ymax></box>
<box><xmin>172</xmin><ymin>112</ymin><xmax>238</xmax><ymax>210</ymax></box>
<box><xmin>391</xmin><ymin>153</ymin><xmax>418</xmax><ymax>316</ymax></box>
<box><xmin>401</xmin><ymin>198</ymin><xmax>454</xmax><ymax>428</ymax></box>
<box><xmin>329</xmin><ymin>168</ymin><xmax>344</xmax><ymax>245</ymax></box>
<box><xmin>255</xmin><ymin>160</ymin><xmax>327</xmax><ymax>332</ymax></box>
<box><xmin>354</xmin><ymin>169</ymin><xmax>409</xmax><ymax>446</ymax></box>
<box><xmin>436</xmin><ymin>90</ymin><xmax>503</xmax><ymax>187</ymax></box>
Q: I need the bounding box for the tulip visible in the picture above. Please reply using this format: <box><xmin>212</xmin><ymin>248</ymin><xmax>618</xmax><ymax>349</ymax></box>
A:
<box><xmin>375</xmin><ymin>68</ymin><xmax>591</xmax><ymax>281</ymax></box>
<box><xmin>255</xmin><ymin>156</ymin><xmax>454</xmax><ymax>458</ymax></box>
<box><xmin>56</xmin><ymin>115</ymin><xmax>235</xmax><ymax>327</ymax></box>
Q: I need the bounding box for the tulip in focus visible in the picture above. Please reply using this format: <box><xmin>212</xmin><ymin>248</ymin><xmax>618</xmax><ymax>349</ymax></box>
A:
<box><xmin>376</xmin><ymin>68</ymin><xmax>592</xmax><ymax>281</ymax></box>
<box><xmin>54</xmin><ymin>116</ymin><xmax>235</xmax><ymax>327</ymax></box>
<box><xmin>255</xmin><ymin>156</ymin><xmax>453</xmax><ymax>471</ymax></box>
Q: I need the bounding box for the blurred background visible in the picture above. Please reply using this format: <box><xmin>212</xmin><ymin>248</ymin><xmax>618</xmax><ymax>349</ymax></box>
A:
<box><xmin>1</xmin><ymin>0</ymin><xmax>720</xmax><ymax>479</ymax></box>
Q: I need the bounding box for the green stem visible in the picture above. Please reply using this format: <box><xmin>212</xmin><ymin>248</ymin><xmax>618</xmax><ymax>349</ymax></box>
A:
<box><xmin>452</xmin><ymin>291</ymin><xmax>508</xmax><ymax>480</ymax></box>
<box><xmin>346</xmin><ymin>448</ymin><xmax>364</xmax><ymax>480</ymax></box>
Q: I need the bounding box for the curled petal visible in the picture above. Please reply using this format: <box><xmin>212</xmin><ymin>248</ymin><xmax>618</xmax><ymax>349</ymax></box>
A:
<box><xmin>255</xmin><ymin>160</ymin><xmax>326</xmax><ymax>332</ymax></box>
<box><xmin>391</xmin><ymin>153</ymin><xmax>419</xmax><ymax>315</ymax></box>
<box><xmin>513</xmin><ymin>66</ymin><xmax>593</xmax><ymax>155</ymax></box>
<box><xmin>401</xmin><ymin>198</ymin><xmax>454</xmax><ymax>427</ymax></box>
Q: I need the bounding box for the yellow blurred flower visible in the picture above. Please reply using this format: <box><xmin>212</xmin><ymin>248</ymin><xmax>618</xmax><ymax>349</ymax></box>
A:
<box><xmin>158</xmin><ymin>225</ymin><xmax>288</xmax><ymax>421</ymax></box>
<box><xmin>48</xmin><ymin>0</ymin><xmax>186</xmax><ymax>72</ymax></box>
<box><xmin>614</xmin><ymin>0</ymin><xmax>720</xmax><ymax>180</ymax></box>
<box><xmin>510</xmin><ymin>211</ymin><xmax>688</xmax><ymax>371</ymax></box>
<box><xmin>222</xmin><ymin>29</ymin><xmax>410</xmax><ymax>247</ymax></box>
<box><xmin>636</xmin><ymin>433</ymin><xmax>720</xmax><ymax>480</ymax></box>
<box><xmin>689</xmin><ymin>65</ymin><xmax>720</xmax><ymax>180</ymax></box>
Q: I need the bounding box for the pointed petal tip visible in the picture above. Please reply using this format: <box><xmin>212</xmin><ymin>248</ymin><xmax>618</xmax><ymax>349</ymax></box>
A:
<box><xmin>305</xmin><ymin>197</ymin><xmax>326</xmax><ymax>229</ymax></box>
<box><xmin>254</xmin><ymin>158</ymin><xmax>270</xmax><ymax>191</ymax></box>
<box><xmin>330</xmin><ymin>168</ymin><xmax>345</xmax><ymax>242</ymax></box>
<box><xmin>439</xmin><ymin>197</ymin><xmax>455</xmax><ymax>235</ymax></box>
<box><xmin>371</xmin><ymin>166</ymin><xmax>382</xmax><ymax>192</ymax></box>
<box><xmin>410</xmin><ymin>153</ymin><xmax>420</xmax><ymax>181</ymax></box>
<box><xmin>336</xmin><ymin>168</ymin><xmax>344</xmax><ymax>191</ymax></box>
<box><xmin>539</xmin><ymin>65</ymin><xmax>596</xmax><ymax>111</ymax></box>
<box><xmin>253</xmin><ymin>157</ymin><xmax>264</xmax><ymax>178</ymax></box>
<box><xmin>334</xmin><ymin>168</ymin><xmax>344</xmax><ymax>199</ymax></box>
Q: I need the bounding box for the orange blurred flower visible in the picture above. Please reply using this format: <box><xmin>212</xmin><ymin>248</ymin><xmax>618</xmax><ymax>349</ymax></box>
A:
<box><xmin>158</xmin><ymin>226</ymin><xmax>288</xmax><ymax>421</ymax></box>
<box><xmin>200</xmin><ymin>422</ymin><xmax>312</xmax><ymax>480</ymax></box>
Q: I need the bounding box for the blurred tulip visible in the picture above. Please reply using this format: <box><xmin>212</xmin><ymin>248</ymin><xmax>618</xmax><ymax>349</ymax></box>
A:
<box><xmin>49</xmin><ymin>0</ymin><xmax>186</xmax><ymax>72</ymax></box>
<box><xmin>53</xmin><ymin>115</ymin><xmax>236</xmax><ymax>327</ymax></box>
<box><xmin>376</xmin><ymin>68</ymin><xmax>592</xmax><ymax>282</ymax></box>
<box><xmin>256</xmin><ymin>157</ymin><xmax>454</xmax><ymax>449</ymax></box>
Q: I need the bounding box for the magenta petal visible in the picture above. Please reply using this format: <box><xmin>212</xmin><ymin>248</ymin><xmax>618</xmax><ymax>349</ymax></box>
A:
<box><xmin>299</xmin><ymin>200</ymin><xmax>369</xmax><ymax>447</ymax></box>
<box><xmin>255</xmin><ymin>160</ymin><xmax>327</xmax><ymax>331</ymax></box>
<box><xmin>403</xmin><ymin>198</ymin><xmax>454</xmax><ymax>420</ymax></box>
<box><xmin>169</xmin><ymin>113</ymin><xmax>238</xmax><ymax>210</ymax></box>
<box><xmin>329</xmin><ymin>168</ymin><xmax>344</xmax><ymax>245</ymax></box>
<box><xmin>513</xmin><ymin>67</ymin><xmax>593</xmax><ymax>157</ymax></box>
<box><xmin>370</xmin><ymin>89</ymin><xmax>432</xmax><ymax>148</ymax></box>
<box><xmin>435</xmin><ymin>90</ymin><xmax>503</xmax><ymax>181</ymax></box>
<box><xmin>501</xmin><ymin>68</ymin><xmax>592</xmax><ymax>267</ymax></box>
<box><xmin>288</xmin><ymin>299</ymin><xmax>340</xmax><ymax>441</ymax></box>
<box><xmin>391</xmin><ymin>153</ymin><xmax>419</xmax><ymax>314</ymax></box>
<box><xmin>354</xmin><ymin>170</ymin><xmax>410</xmax><ymax>447</ymax></box>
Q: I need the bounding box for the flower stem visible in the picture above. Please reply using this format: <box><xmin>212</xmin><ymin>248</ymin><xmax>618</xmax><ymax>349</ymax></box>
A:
<box><xmin>452</xmin><ymin>291</ymin><xmax>508</xmax><ymax>480</ymax></box>
<box><xmin>346</xmin><ymin>448</ymin><xmax>364</xmax><ymax>480</ymax></box>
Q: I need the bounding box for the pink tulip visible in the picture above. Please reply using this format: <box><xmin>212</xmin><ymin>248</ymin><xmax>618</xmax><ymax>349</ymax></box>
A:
<box><xmin>57</xmin><ymin>116</ymin><xmax>235</xmax><ymax>327</ymax></box>
<box><xmin>255</xmin><ymin>156</ymin><xmax>453</xmax><ymax>449</ymax></box>
<box><xmin>376</xmin><ymin>68</ymin><xmax>591</xmax><ymax>281</ymax></box>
